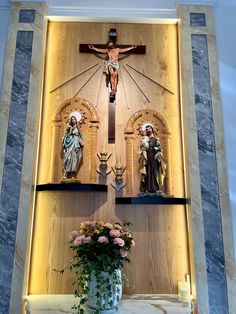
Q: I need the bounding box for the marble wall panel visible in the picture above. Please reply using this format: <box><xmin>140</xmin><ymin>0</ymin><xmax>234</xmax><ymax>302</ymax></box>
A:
<box><xmin>179</xmin><ymin>4</ymin><xmax>236</xmax><ymax>314</ymax></box>
<box><xmin>191</xmin><ymin>32</ymin><xmax>230</xmax><ymax>314</ymax></box>
<box><xmin>0</xmin><ymin>2</ymin><xmax>47</xmax><ymax>314</ymax></box>
<box><xmin>190</xmin><ymin>13</ymin><xmax>206</xmax><ymax>27</ymax></box>
<box><xmin>19</xmin><ymin>9</ymin><xmax>36</xmax><ymax>23</ymax></box>
<box><xmin>0</xmin><ymin>30</ymin><xmax>33</xmax><ymax>314</ymax></box>
<box><xmin>191</xmin><ymin>33</ymin><xmax>229</xmax><ymax>314</ymax></box>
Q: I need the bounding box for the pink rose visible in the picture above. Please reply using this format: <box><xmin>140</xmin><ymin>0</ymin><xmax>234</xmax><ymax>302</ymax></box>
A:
<box><xmin>84</xmin><ymin>236</ymin><xmax>91</xmax><ymax>244</ymax></box>
<box><xmin>109</xmin><ymin>229</ymin><xmax>121</xmax><ymax>238</ymax></box>
<box><xmin>120</xmin><ymin>249</ymin><xmax>128</xmax><ymax>257</ymax></box>
<box><xmin>131</xmin><ymin>239</ymin><xmax>135</xmax><ymax>247</ymax></box>
<box><xmin>74</xmin><ymin>235</ymin><xmax>85</xmax><ymax>246</ymax></box>
<box><xmin>113</xmin><ymin>237</ymin><xmax>125</xmax><ymax>247</ymax></box>
<box><xmin>97</xmin><ymin>236</ymin><xmax>109</xmax><ymax>244</ymax></box>
<box><xmin>68</xmin><ymin>230</ymin><xmax>79</xmax><ymax>241</ymax></box>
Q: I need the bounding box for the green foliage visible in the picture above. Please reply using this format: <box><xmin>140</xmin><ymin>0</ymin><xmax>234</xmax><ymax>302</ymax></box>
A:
<box><xmin>57</xmin><ymin>220</ymin><xmax>135</xmax><ymax>314</ymax></box>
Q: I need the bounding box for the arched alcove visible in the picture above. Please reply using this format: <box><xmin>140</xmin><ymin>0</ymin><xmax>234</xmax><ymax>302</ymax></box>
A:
<box><xmin>50</xmin><ymin>97</ymin><xmax>99</xmax><ymax>183</ymax></box>
<box><xmin>125</xmin><ymin>109</ymin><xmax>171</xmax><ymax>196</ymax></box>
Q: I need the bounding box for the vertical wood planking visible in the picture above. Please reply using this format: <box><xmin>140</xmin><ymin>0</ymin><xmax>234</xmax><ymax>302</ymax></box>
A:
<box><xmin>29</xmin><ymin>22</ymin><xmax>189</xmax><ymax>295</ymax></box>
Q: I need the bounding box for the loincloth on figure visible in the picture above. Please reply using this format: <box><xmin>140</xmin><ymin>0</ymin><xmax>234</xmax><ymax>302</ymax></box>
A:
<box><xmin>103</xmin><ymin>60</ymin><xmax>119</xmax><ymax>75</ymax></box>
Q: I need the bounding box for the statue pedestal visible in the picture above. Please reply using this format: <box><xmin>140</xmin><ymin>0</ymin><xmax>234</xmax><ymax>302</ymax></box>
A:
<box><xmin>115</xmin><ymin>196</ymin><xmax>189</xmax><ymax>205</ymax></box>
<box><xmin>36</xmin><ymin>183</ymin><xmax>108</xmax><ymax>192</ymax></box>
<box><xmin>60</xmin><ymin>178</ymin><xmax>81</xmax><ymax>184</ymax></box>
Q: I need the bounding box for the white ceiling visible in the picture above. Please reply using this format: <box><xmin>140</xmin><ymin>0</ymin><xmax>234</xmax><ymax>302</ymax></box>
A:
<box><xmin>1</xmin><ymin>0</ymin><xmax>236</xmax><ymax>11</ymax></box>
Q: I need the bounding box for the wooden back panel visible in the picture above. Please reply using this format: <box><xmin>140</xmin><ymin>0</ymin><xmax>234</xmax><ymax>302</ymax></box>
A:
<box><xmin>29</xmin><ymin>22</ymin><xmax>190</xmax><ymax>294</ymax></box>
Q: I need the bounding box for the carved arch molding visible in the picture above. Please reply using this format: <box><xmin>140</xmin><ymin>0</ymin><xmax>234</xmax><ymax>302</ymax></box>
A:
<box><xmin>50</xmin><ymin>97</ymin><xmax>99</xmax><ymax>183</ymax></box>
<box><xmin>124</xmin><ymin>109</ymin><xmax>171</xmax><ymax>196</ymax></box>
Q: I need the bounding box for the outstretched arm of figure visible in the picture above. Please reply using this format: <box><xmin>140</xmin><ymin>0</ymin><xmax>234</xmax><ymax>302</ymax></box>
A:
<box><xmin>119</xmin><ymin>45</ymin><xmax>137</xmax><ymax>53</ymax></box>
<box><xmin>88</xmin><ymin>44</ymin><xmax>107</xmax><ymax>53</ymax></box>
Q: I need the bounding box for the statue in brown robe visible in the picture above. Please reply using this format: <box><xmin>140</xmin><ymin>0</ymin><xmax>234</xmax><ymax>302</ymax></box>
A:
<box><xmin>139</xmin><ymin>125</ymin><xmax>167</xmax><ymax>195</ymax></box>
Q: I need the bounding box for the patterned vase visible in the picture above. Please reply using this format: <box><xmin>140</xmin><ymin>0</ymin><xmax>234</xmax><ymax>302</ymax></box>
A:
<box><xmin>87</xmin><ymin>269</ymin><xmax>122</xmax><ymax>313</ymax></box>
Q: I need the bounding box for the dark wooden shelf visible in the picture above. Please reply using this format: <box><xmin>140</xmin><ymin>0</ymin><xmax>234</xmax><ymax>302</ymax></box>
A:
<box><xmin>36</xmin><ymin>183</ymin><xmax>108</xmax><ymax>192</ymax></box>
<box><xmin>115</xmin><ymin>196</ymin><xmax>190</xmax><ymax>205</ymax></box>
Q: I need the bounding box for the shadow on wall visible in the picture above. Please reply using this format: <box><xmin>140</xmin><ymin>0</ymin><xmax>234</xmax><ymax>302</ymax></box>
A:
<box><xmin>218</xmin><ymin>61</ymin><xmax>236</xmax><ymax>261</ymax></box>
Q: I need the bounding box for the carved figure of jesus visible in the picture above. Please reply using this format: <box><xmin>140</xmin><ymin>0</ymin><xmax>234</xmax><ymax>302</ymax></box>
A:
<box><xmin>88</xmin><ymin>41</ymin><xmax>137</xmax><ymax>96</ymax></box>
<box><xmin>139</xmin><ymin>125</ymin><xmax>167</xmax><ymax>193</ymax></box>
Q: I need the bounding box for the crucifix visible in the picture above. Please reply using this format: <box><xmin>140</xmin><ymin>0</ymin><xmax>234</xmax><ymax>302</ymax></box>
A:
<box><xmin>80</xmin><ymin>29</ymin><xmax>146</xmax><ymax>142</ymax></box>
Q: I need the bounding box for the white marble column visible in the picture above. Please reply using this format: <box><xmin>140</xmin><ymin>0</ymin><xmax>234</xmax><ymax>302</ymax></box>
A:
<box><xmin>0</xmin><ymin>2</ymin><xmax>47</xmax><ymax>314</ymax></box>
<box><xmin>179</xmin><ymin>5</ymin><xmax>236</xmax><ymax>314</ymax></box>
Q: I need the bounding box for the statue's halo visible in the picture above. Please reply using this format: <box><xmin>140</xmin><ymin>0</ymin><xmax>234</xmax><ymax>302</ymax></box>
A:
<box><xmin>69</xmin><ymin>111</ymin><xmax>82</xmax><ymax>122</ymax></box>
<box><xmin>141</xmin><ymin>122</ymin><xmax>154</xmax><ymax>131</ymax></box>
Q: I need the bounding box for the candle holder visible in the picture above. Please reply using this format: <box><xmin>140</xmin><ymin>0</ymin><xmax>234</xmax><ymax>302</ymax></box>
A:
<box><xmin>111</xmin><ymin>157</ymin><xmax>126</xmax><ymax>191</ymax></box>
<box><xmin>97</xmin><ymin>141</ymin><xmax>112</xmax><ymax>177</ymax></box>
<box><xmin>178</xmin><ymin>274</ymin><xmax>191</xmax><ymax>302</ymax></box>
<box><xmin>97</xmin><ymin>151</ymin><xmax>112</xmax><ymax>176</ymax></box>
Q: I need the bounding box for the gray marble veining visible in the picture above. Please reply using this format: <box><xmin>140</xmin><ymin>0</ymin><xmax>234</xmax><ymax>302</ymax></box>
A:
<box><xmin>19</xmin><ymin>9</ymin><xmax>35</xmax><ymax>23</ymax></box>
<box><xmin>191</xmin><ymin>34</ymin><xmax>228</xmax><ymax>314</ymax></box>
<box><xmin>0</xmin><ymin>30</ymin><xmax>33</xmax><ymax>314</ymax></box>
<box><xmin>25</xmin><ymin>294</ymin><xmax>193</xmax><ymax>314</ymax></box>
<box><xmin>190</xmin><ymin>13</ymin><xmax>206</xmax><ymax>27</ymax></box>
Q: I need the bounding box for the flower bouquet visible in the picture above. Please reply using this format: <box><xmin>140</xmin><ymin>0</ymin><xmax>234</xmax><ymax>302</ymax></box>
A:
<box><xmin>61</xmin><ymin>220</ymin><xmax>135</xmax><ymax>314</ymax></box>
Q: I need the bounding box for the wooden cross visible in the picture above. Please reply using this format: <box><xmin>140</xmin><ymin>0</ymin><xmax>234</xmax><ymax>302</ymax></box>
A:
<box><xmin>80</xmin><ymin>29</ymin><xmax>146</xmax><ymax>142</ymax></box>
